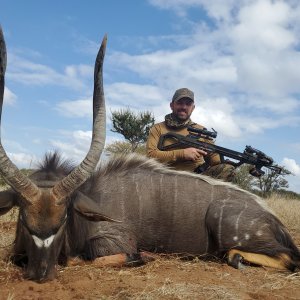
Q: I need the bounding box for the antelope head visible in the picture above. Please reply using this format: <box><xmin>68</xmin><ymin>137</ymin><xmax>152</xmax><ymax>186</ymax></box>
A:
<box><xmin>0</xmin><ymin>27</ymin><xmax>112</xmax><ymax>281</ymax></box>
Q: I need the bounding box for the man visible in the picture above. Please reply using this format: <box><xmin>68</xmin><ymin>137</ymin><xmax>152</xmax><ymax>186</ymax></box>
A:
<box><xmin>146</xmin><ymin>88</ymin><xmax>235</xmax><ymax>181</ymax></box>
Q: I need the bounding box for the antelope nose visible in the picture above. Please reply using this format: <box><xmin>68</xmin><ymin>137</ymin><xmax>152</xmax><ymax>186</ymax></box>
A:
<box><xmin>40</xmin><ymin>260</ymin><xmax>48</xmax><ymax>276</ymax></box>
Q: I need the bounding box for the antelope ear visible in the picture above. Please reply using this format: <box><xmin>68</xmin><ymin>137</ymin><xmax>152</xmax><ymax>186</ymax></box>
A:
<box><xmin>73</xmin><ymin>192</ymin><xmax>121</xmax><ymax>222</ymax></box>
<box><xmin>0</xmin><ymin>190</ymin><xmax>17</xmax><ymax>216</ymax></box>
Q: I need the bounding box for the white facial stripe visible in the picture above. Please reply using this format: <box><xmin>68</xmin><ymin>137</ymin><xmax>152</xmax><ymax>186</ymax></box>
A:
<box><xmin>32</xmin><ymin>234</ymin><xmax>55</xmax><ymax>249</ymax></box>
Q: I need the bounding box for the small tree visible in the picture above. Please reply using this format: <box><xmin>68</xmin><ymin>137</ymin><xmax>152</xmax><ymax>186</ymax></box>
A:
<box><xmin>233</xmin><ymin>164</ymin><xmax>255</xmax><ymax>192</ymax></box>
<box><xmin>233</xmin><ymin>164</ymin><xmax>292</xmax><ymax>198</ymax></box>
<box><xmin>110</xmin><ymin>108</ymin><xmax>155</xmax><ymax>152</ymax></box>
<box><xmin>253</xmin><ymin>166</ymin><xmax>291</xmax><ymax>197</ymax></box>
<box><xmin>105</xmin><ymin>140</ymin><xmax>147</xmax><ymax>156</ymax></box>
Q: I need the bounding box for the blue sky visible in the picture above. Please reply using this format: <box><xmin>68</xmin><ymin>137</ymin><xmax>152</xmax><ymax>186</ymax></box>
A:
<box><xmin>1</xmin><ymin>0</ymin><xmax>300</xmax><ymax>193</ymax></box>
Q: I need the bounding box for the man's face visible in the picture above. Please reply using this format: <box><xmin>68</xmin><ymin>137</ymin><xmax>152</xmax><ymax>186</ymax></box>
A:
<box><xmin>170</xmin><ymin>97</ymin><xmax>195</xmax><ymax>121</ymax></box>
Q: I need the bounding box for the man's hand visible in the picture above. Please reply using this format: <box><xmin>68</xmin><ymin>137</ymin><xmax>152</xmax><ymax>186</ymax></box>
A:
<box><xmin>183</xmin><ymin>148</ymin><xmax>207</xmax><ymax>161</ymax></box>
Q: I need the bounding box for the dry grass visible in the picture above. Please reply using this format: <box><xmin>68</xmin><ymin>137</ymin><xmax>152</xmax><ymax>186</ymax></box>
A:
<box><xmin>58</xmin><ymin>256</ymin><xmax>242</xmax><ymax>300</ymax></box>
<box><xmin>128</xmin><ymin>282</ymin><xmax>238</xmax><ymax>300</ymax></box>
<box><xmin>0</xmin><ymin>208</ymin><xmax>18</xmax><ymax>266</ymax></box>
<box><xmin>266</xmin><ymin>194</ymin><xmax>300</xmax><ymax>237</ymax></box>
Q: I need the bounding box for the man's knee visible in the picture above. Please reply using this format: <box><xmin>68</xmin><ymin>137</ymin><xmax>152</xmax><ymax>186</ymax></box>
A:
<box><xmin>202</xmin><ymin>163</ymin><xmax>236</xmax><ymax>182</ymax></box>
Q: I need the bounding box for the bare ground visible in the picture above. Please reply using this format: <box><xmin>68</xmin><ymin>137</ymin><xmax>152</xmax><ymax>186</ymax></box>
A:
<box><xmin>1</xmin><ymin>198</ymin><xmax>300</xmax><ymax>300</ymax></box>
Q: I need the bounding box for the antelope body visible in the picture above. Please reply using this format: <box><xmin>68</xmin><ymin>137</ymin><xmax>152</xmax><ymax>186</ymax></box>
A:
<box><xmin>0</xmin><ymin>28</ymin><xmax>299</xmax><ymax>282</ymax></box>
<box><xmin>87</xmin><ymin>154</ymin><xmax>300</xmax><ymax>268</ymax></box>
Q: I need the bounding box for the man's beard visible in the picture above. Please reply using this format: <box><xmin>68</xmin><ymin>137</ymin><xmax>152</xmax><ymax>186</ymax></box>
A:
<box><xmin>174</xmin><ymin>110</ymin><xmax>191</xmax><ymax>122</ymax></box>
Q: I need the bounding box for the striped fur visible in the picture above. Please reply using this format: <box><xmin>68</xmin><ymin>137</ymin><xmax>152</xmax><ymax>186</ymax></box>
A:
<box><xmin>81</xmin><ymin>153</ymin><xmax>300</xmax><ymax>270</ymax></box>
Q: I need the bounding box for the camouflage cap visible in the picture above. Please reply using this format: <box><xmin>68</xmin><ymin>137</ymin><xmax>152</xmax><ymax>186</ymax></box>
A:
<box><xmin>172</xmin><ymin>88</ymin><xmax>194</xmax><ymax>103</ymax></box>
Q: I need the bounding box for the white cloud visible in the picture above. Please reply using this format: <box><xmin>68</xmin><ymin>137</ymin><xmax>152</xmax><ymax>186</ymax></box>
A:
<box><xmin>109</xmin><ymin>46</ymin><xmax>237</xmax><ymax>90</ymax></box>
<box><xmin>3</xmin><ymin>139</ymin><xmax>28</xmax><ymax>152</ymax></box>
<box><xmin>56</xmin><ymin>82</ymin><xmax>166</xmax><ymax>120</ymax></box>
<box><xmin>282</xmin><ymin>158</ymin><xmax>300</xmax><ymax>176</ymax></box>
<box><xmin>8</xmin><ymin>152</ymin><xmax>37</xmax><ymax>169</ymax></box>
<box><xmin>49</xmin><ymin>129</ymin><xmax>127</xmax><ymax>165</ymax></box>
<box><xmin>230</xmin><ymin>1</ymin><xmax>300</xmax><ymax>97</ymax></box>
<box><xmin>64</xmin><ymin>64</ymin><xmax>93</xmax><ymax>78</ymax></box>
<box><xmin>244</xmin><ymin>96</ymin><xmax>300</xmax><ymax>114</ymax></box>
<box><xmin>50</xmin><ymin>130</ymin><xmax>93</xmax><ymax>163</ymax></box>
<box><xmin>148</xmin><ymin>0</ymin><xmax>201</xmax><ymax>17</ymax></box>
<box><xmin>286</xmin><ymin>175</ymin><xmax>300</xmax><ymax>193</ymax></box>
<box><xmin>50</xmin><ymin>139</ymin><xmax>86</xmax><ymax>162</ymax></box>
<box><xmin>107</xmin><ymin>82</ymin><xmax>164</xmax><ymax>108</ymax></box>
<box><xmin>193</xmin><ymin>98</ymin><xmax>241</xmax><ymax>138</ymax></box>
<box><xmin>56</xmin><ymin>98</ymin><xmax>92</xmax><ymax>118</ymax></box>
<box><xmin>7</xmin><ymin>53</ymin><xmax>91</xmax><ymax>92</ymax></box>
<box><xmin>148</xmin><ymin>0</ymin><xmax>240</xmax><ymax>21</ymax></box>
<box><xmin>198</xmin><ymin>1</ymin><xmax>245</xmax><ymax>22</ymax></box>
<box><xmin>233</xmin><ymin>1</ymin><xmax>295</xmax><ymax>51</ymax></box>
<box><xmin>149</xmin><ymin>0</ymin><xmax>200</xmax><ymax>8</ymax></box>
<box><xmin>73</xmin><ymin>130</ymin><xmax>92</xmax><ymax>141</ymax></box>
<box><xmin>282</xmin><ymin>157</ymin><xmax>300</xmax><ymax>193</ymax></box>
<box><xmin>236</xmin><ymin>114</ymin><xmax>300</xmax><ymax>135</ymax></box>
<box><xmin>4</xmin><ymin>87</ymin><xmax>17</xmax><ymax>105</ymax></box>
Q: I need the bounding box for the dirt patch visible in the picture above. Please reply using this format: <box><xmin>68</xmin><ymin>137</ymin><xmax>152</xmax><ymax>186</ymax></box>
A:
<box><xmin>1</xmin><ymin>254</ymin><xmax>300</xmax><ymax>300</ymax></box>
<box><xmin>1</xmin><ymin>203</ymin><xmax>300</xmax><ymax>300</ymax></box>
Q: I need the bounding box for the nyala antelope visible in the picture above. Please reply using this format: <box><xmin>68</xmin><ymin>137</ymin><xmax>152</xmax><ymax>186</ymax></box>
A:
<box><xmin>0</xmin><ymin>27</ymin><xmax>299</xmax><ymax>282</ymax></box>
